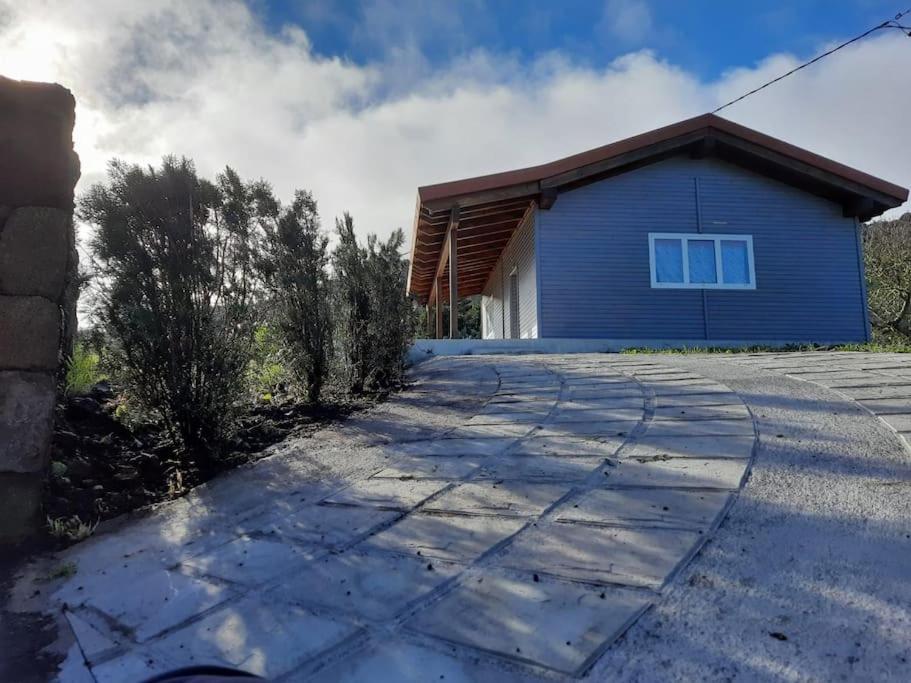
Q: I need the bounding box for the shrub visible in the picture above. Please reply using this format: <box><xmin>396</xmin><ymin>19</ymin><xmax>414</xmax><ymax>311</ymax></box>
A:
<box><xmin>864</xmin><ymin>213</ymin><xmax>911</xmax><ymax>339</ymax></box>
<box><xmin>362</xmin><ymin>228</ymin><xmax>413</xmax><ymax>389</ymax></box>
<box><xmin>79</xmin><ymin>158</ymin><xmax>261</xmax><ymax>463</ymax></box>
<box><xmin>257</xmin><ymin>191</ymin><xmax>332</xmax><ymax>402</ymax></box>
<box><xmin>64</xmin><ymin>343</ymin><xmax>101</xmax><ymax>396</ymax></box>
<box><xmin>47</xmin><ymin>516</ymin><xmax>97</xmax><ymax>543</ymax></box>
<box><xmin>247</xmin><ymin>324</ymin><xmax>290</xmax><ymax>401</ymax></box>
<box><xmin>332</xmin><ymin>213</ymin><xmax>371</xmax><ymax>393</ymax></box>
<box><xmin>332</xmin><ymin>215</ymin><xmax>413</xmax><ymax>393</ymax></box>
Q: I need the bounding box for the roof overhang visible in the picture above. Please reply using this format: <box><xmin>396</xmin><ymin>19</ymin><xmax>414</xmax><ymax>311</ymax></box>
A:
<box><xmin>407</xmin><ymin>113</ymin><xmax>908</xmax><ymax>303</ymax></box>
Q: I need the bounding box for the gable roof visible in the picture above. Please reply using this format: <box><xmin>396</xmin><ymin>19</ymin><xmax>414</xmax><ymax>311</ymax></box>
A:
<box><xmin>408</xmin><ymin>113</ymin><xmax>908</xmax><ymax>302</ymax></box>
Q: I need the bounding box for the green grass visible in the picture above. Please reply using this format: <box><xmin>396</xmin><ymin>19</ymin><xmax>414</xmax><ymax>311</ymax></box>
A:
<box><xmin>40</xmin><ymin>561</ymin><xmax>78</xmax><ymax>581</ymax></box>
<box><xmin>65</xmin><ymin>343</ymin><xmax>102</xmax><ymax>395</ymax></box>
<box><xmin>248</xmin><ymin>324</ymin><xmax>290</xmax><ymax>399</ymax></box>
<box><xmin>47</xmin><ymin>515</ymin><xmax>98</xmax><ymax>542</ymax></box>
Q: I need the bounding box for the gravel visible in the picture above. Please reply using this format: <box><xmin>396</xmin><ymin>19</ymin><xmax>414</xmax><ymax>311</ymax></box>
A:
<box><xmin>590</xmin><ymin>355</ymin><xmax>911</xmax><ymax>682</ymax></box>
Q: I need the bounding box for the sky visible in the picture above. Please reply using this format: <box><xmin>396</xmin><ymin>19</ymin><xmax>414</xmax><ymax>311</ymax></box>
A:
<box><xmin>1</xmin><ymin>0</ymin><xmax>909</xmax><ymax>257</ymax></box>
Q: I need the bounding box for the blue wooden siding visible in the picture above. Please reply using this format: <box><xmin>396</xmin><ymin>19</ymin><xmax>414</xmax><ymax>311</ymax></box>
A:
<box><xmin>536</xmin><ymin>156</ymin><xmax>868</xmax><ymax>342</ymax></box>
<box><xmin>481</xmin><ymin>209</ymin><xmax>538</xmax><ymax>339</ymax></box>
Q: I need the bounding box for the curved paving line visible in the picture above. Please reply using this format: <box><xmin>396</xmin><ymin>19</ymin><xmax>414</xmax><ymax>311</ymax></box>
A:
<box><xmin>384</xmin><ymin>357</ymin><xmax>757</xmax><ymax>680</ymax></box>
<box><xmin>783</xmin><ymin>372</ymin><xmax>911</xmax><ymax>459</ymax></box>
<box><xmin>53</xmin><ymin>355</ymin><xmax>762</xmax><ymax>682</ymax></box>
<box><xmin>574</xmin><ymin>358</ymin><xmax>760</xmax><ymax>672</ymax></box>
<box><xmin>717</xmin><ymin>353</ymin><xmax>911</xmax><ymax>458</ymax></box>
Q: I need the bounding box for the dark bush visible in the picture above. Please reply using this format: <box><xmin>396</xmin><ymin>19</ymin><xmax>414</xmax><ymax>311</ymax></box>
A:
<box><xmin>257</xmin><ymin>190</ymin><xmax>332</xmax><ymax>402</ymax></box>
<box><xmin>332</xmin><ymin>214</ymin><xmax>413</xmax><ymax>393</ymax></box>
<box><xmin>80</xmin><ymin>158</ymin><xmax>259</xmax><ymax>463</ymax></box>
<box><xmin>864</xmin><ymin>212</ymin><xmax>911</xmax><ymax>339</ymax></box>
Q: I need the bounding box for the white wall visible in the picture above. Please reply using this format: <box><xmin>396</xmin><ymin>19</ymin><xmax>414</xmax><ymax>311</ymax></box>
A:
<box><xmin>481</xmin><ymin>209</ymin><xmax>537</xmax><ymax>339</ymax></box>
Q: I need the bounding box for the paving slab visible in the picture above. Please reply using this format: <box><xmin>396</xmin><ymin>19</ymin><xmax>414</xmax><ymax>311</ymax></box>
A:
<box><xmin>268</xmin><ymin>550</ymin><xmax>462</xmax><ymax>621</ymax></box>
<box><xmin>655</xmin><ymin>392</ymin><xmax>741</xmax><ymax>407</ymax></box>
<box><xmin>446</xmin><ymin>424</ymin><xmax>537</xmax><ymax>439</ymax></box>
<box><xmin>480</xmin><ymin>401</ymin><xmax>556</xmax><ymax>414</ymax></box>
<box><xmin>307</xmin><ymin>639</ymin><xmax>531</xmax><ymax>683</ymax></box>
<box><xmin>623</xmin><ymin>434</ymin><xmax>755</xmax><ymax>460</ymax></box>
<box><xmin>535</xmin><ymin>420</ymin><xmax>639</xmax><ymax>438</ymax></box>
<box><xmin>360</xmin><ymin>512</ymin><xmax>525</xmax><ymax>562</ymax></box>
<box><xmin>556</xmin><ymin>488</ymin><xmax>731</xmax><ymax>531</ymax></box>
<box><xmin>467</xmin><ymin>411</ymin><xmax>549</xmax><ymax>425</ymax></box>
<box><xmin>650</xmin><ymin>381</ymin><xmax>730</xmax><ymax>395</ymax></box>
<box><xmin>857</xmin><ymin>397</ymin><xmax>911</xmax><ymax>415</ymax></box>
<box><xmin>837</xmin><ymin>384</ymin><xmax>911</xmax><ymax>400</ymax></box>
<box><xmin>564</xmin><ymin>386</ymin><xmax>643</xmax><ymax>399</ymax></box>
<box><xmin>492</xmin><ymin>523</ymin><xmax>700</xmax><ymax>588</ymax></box>
<box><xmin>507</xmin><ymin>435</ymin><xmax>626</xmax><ymax>457</ymax></box>
<box><xmin>824</xmin><ymin>377</ymin><xmax>911</xmax><ymax>388</ymax></box>
<box><xmin>556</xmin><ymin>396</ymin><xmax>645</xmax><ymax>411</ymax></box>
<box><xmin>788</xmin><ymin>371</ymin><xmax>875</xmax><ymax>382</ymax></box>
<box><xmin>74</xmin><ymin>569</ymin><xmax>235</xmax><ymax>643</ymax></box>
<box><xmin>64</xmin><ymin>610</ymin><xmax>121</xmax><ymax>662</ymax></box>
<box><xmin>407</xmin><ymin>570</ymin><xmax>651</xmax><ymax>676</ymax></box>
<box><xmin>91</xmin><ymin>650</ymin><xmax>176</xmax><ymax>683</ymax></box>
<box><xmin>562</xmin><ymin>377</ymin><xmax>638</xmax><ymax>387</ymax></box>
<box><xmin>653</xmin><ymin>403</ymin><xmax>751</xmax><ymax>420</ymax></box>
<box><xmin>551</xmin><ymin>407</ymin><xmax>644</xmax><ymax>423</ymax></box>
<box><xmin>424</xmin><ymin>481</ymin><xmax>568</xmax><ymax>517</ymax></box>
<box><xmin>600</xmin><ymin>457</ymin><xmax>749</xmax><ymax>489</ymax></box>
<box><xmin>370</xmin><ymin>455</ymin><xmax>482</xmax><ymax>480</ymax></box>
<box><xmin>244</xmin><ymin>503</ymin><xmax>399</xmax><ymax>548</ymax></box>
<box><xmin>322</xmin><ymin>478</ymin><xmax>449</xmax><ymax>510</ymax></box>
<box><xmin>629</xmin><ymin>371</ymin><xmax>701</xmax><ymax>381</ymax></box>
<box><xmin>640</xmin><ymin>376</ymin><xmax>719</xmax><ymax>386</ymax></box>
<box><xmin>648</xmin><ymin>419</ymin><xmax>753</xmax><ymax>438</ymax></box>
<box><xmin>477</xmin><ymin>454</ymin><xmax>604</xmax><ymax>482</ymax></box>
<box><xmin>181</xmin><ymin>535</ymin><xmax>317</xmax><ymax>586</ymax></box>
<box><xmin>487</xmin><ymin>393</ymin><xmax>559</xmax><ymax>404</ymax></box>
<box><xmin>145</xmin><ymin>595</ymin><xmax>358</xmax><ymax>678</ymax></box>
<box><xmin>395</xmin><ymin>437</ymin><xmax>517</xmax><ymax>457</ymax></box>
<box><xmin>880</xmin><ymin>413</ymin><xmax>911</xmax><ymax>434</ymax></box>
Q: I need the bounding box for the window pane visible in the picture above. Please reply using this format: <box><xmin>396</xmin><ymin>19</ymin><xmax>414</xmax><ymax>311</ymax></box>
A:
<box><xmin>654</xmin><ymin>238</ymin><xmax>683</xmax><ymax>283</ymax></box>
<box><xmin>688</xmin><ymin>239</ymin><xmax>717</xmax><ymax>283</ymax></box>
<box><xmin>721</xmin><ymin>240</ymin><xmax>750</xmax><ymax>285</ymax></box>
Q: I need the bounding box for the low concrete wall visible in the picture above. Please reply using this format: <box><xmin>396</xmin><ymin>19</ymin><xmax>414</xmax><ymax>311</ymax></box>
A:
<box><xmin>408</xmin><ymin>337</ymin><xmax>841</xmax><ymax>365</ymax></box>
<box><xmin>0</xmin><ymin>75</ymin><xmax>80</xmax><ymax>543</ymax></box>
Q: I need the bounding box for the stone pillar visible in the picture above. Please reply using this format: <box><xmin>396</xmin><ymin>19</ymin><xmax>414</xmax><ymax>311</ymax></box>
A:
<box><xmin>0</xmin><ymin>75</ymin><xmax>80</xmax><ymax>543</ymax></box>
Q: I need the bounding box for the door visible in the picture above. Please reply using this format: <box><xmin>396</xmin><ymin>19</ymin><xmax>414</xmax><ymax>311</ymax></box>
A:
<box><xmin>509</xmin><ymin>270</ymin><xmax>520</xmax><ymax>339</ymax></box>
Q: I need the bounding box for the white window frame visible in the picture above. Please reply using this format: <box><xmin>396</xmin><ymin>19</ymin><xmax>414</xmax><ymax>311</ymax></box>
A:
<box><xmin>648</xmin><ymin>233</ymin><xmax>756</xmax><ymax>290</ymax></box>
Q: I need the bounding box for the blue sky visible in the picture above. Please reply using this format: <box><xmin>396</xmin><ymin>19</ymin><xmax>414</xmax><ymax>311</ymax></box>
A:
<box><xmin>260</xmin><ymin>0</ymin><xmax>903</xmax><ymax>78</ymax></box>
<box><xmin>1</xmin><ymin>0</ymin><xmax>908</xmax><ymax>261</ymax></box>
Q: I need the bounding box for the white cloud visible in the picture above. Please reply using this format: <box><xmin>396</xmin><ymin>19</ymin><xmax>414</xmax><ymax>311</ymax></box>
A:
<box><xmin>597</xmin><ymin>0</ymin><xmax>656</xmax><ymax>44</ymax></box>
<box><xmin>1</xmin><ymin>0</ymin><xmax>908</xmax><ymax>270</ymax></box>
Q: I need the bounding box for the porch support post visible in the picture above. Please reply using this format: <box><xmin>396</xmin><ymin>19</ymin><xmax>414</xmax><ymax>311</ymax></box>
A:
<box><xmin>434</xmin><ymin>278</ymin><xmax>443</xmax><ymax>339</ymax></box>
<box><xmin>448</xmin><ymin>207</ymin><xmax>460</xmax><ymax>339</ymax></box>
<box><xmin>425</xmin><ymin>301</ymin><xmax>432</xmax><ymax>337</ymax></box>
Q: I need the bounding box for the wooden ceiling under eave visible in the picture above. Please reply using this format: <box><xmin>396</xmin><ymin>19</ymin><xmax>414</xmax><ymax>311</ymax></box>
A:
<box><xmin>409</xmin><ymin>197</ymin><xmax>535</xmax><ymax>304</ymax></box>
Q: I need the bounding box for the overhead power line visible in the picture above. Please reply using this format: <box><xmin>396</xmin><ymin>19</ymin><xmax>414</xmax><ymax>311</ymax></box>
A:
<box><xmin>713</xmin><ymin>7</ymin><xmax>911</xmax><ymax>114</ymax></box>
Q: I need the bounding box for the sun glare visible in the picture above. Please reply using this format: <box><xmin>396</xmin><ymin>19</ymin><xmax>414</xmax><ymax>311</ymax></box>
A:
<box><xmin>1</xmin><ymin>23</ymin><xmax>68</xmax><ymax>83</ymax></box>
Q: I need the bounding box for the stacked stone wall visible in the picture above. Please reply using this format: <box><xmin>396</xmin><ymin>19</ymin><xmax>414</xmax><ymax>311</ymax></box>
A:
<box><xmin>0</xmin><ymin>75</ymin><xmax>80</xmax><ymax>543</ymax></box>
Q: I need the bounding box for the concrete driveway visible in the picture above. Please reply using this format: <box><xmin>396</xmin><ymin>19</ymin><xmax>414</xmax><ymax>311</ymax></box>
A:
<box><xmin>16</xmin><ymin>352</ymin><xmax>911</xmax><ymax>682</ymax></box>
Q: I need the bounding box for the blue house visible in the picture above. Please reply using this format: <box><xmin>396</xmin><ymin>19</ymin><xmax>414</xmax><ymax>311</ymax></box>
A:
<box><xmin>407</xmin><ymin>114</ymin><xmax>908</xmax><ymax>348</ymax></box>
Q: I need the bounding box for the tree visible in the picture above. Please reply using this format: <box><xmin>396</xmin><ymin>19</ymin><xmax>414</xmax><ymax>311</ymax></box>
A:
<box><xmin>332</xmin><ymin>213</ymin><xmax>371</xmax><ymax>393</ymax></box>
<box><xmin>80</xmin><ymin>158</ymin><xmax>259</xmax><ymax>463</ymax></box>
<box><xmin>363</xmin><ymin>228</ymin><xmax>413</xmax><ymax>389</ymax></box>
<box><xmin>332</xmin><ymin>215</ymin><xmax>413</xmax><ymax>393</ymax></box>
<box><xmin>256</xmin><ymin>190</ymin><xmax>331</xmax><ymax>402</ymax></box>
<box><xmin>459</xmin><ymin>296</ymin><xmax>481</xmax><ymax>339</ymax></box>
<box><xmin>863</xmin><ymin>213</ymin><xmax>911</xmax><ymax>339</ymax></box>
